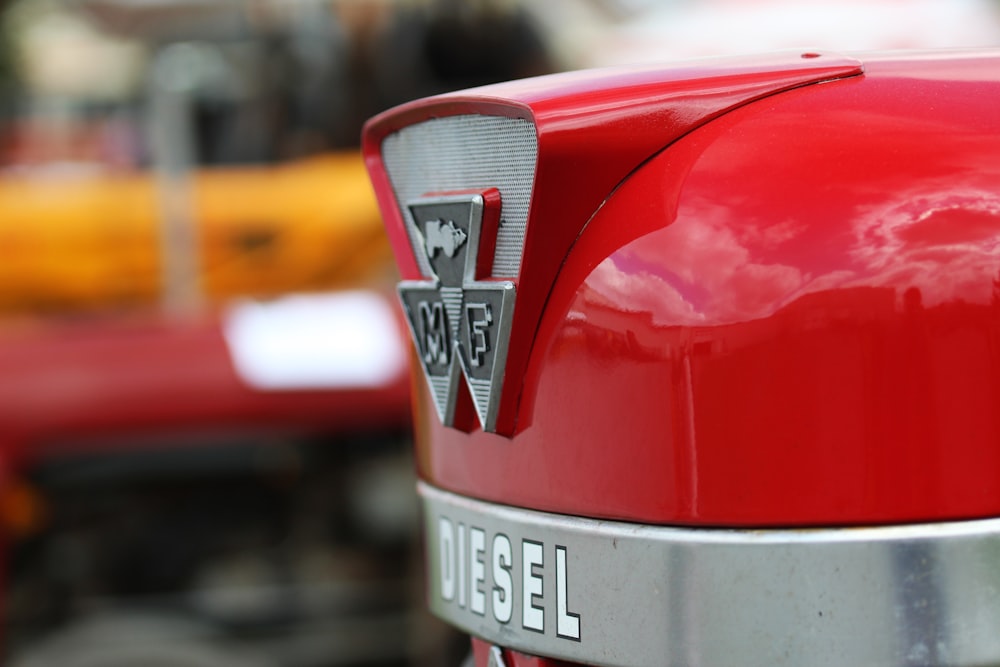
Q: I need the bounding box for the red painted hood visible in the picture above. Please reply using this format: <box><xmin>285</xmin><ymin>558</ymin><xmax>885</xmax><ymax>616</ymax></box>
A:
<box><xmin>364</xmin><ymin>51</ymin><xmax>862</xmax><ymax>436</ymax></box>
<box><xmin>365</xmin><ymin>49</ymin><xmax>1000</xmax><ymax>526</ymax></box>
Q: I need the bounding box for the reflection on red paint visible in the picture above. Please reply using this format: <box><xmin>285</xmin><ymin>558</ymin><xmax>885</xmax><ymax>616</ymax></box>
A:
<box><xmin>401</xmin><ymin>53</ymin><xmax>1000</xmax><ymax>527</ymax></box>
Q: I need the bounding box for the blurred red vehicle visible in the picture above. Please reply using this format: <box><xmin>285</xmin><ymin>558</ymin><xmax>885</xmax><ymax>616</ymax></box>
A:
<box><xmin>364</xmin><ymin>49</ymin><xmax>1000</xmax><ymax>666</ymax></box>
<box><xmin>0</xmin><ymin>293</ymin><xmax>458</xmax><ymax>667</ymax></box>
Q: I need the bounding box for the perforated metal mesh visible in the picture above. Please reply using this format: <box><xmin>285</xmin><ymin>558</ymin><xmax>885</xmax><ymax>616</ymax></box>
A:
<box><xmin>381</xmin><ymin>115</ymin><xmax>538</xmax><ymax>278</ymax></box>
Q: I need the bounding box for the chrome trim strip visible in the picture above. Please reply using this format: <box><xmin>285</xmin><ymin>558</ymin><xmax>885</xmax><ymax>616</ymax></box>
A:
<box><xmin>420</xmin><ymin>481</ymin><xmax>1000</xmax><ymax>667</ymax></box>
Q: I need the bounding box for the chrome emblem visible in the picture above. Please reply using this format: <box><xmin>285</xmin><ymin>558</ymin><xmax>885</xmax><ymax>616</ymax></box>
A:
<box><xmin>398</xmin><ymin>193</ymin><xmax>515</xmax><ymax>433</ymax></box>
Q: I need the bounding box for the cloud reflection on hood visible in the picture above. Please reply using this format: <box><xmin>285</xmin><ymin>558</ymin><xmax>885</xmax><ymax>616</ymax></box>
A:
<box><xmin>580</xmin><ymin>187</ymin><xmax>1000</xmax><ymax>329</ymax></box>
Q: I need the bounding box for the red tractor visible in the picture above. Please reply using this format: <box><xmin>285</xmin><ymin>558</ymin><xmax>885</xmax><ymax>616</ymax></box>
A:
<box><xmin>0</xmin><ymin>293</ymin><xmax>460</xmax><ymax>666</ymax></box>
<box><xmin>363</xmin><ymin>50</ymin><xmax>1000</xmax><ymax>666</ymax></box>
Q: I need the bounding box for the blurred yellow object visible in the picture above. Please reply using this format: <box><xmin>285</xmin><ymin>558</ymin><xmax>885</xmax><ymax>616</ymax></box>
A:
<box><xmin>0</xmin><ymin>151</ymin><xmax>393</xmax><ymax>313</ymax></box>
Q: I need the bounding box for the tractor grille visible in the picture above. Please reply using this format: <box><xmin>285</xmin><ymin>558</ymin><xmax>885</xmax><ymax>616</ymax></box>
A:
<box><xmin>381</xmin><ymin>114</ymin><xmax>538</xmax><ymax>279</ymax></box>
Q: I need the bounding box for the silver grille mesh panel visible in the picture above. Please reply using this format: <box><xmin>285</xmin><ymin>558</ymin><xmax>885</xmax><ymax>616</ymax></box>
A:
<box><xmin>381</xmin><ymin>115</ymin><xmax>538</xmax><ymax>278</ymax></box>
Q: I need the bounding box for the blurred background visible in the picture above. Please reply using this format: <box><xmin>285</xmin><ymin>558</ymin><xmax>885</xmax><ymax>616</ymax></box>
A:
<box><xmin>0</xmin><ymin>0</ymin><xmax>998</xmax><ymax>665</ymax></box>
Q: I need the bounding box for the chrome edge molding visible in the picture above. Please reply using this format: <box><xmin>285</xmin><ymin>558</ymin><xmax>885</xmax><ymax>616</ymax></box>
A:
<box><xmin>420</xmin><ymin>481</ymin><xmax>1000</xmax><ymax>667</ymax></box>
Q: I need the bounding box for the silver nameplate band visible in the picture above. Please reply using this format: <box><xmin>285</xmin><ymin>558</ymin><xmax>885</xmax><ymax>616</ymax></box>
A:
<box><xmin>420</xmin><ymin>481</ymin><xmax>1000</xmax><ymax>667</ymax></box>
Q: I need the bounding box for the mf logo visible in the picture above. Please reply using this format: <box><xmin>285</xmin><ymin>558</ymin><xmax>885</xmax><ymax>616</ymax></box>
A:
<box><xmin>398</xmin><ymin>192</ymin><xmax>515</xmax><ymax>433</ymax></box>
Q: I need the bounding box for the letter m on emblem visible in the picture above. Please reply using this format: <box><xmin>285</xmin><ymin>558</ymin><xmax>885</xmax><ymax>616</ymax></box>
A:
<box><xmin>419</xmin><ymin>301</ymin><xmax>449</xmax><ymax>366</ymax></box>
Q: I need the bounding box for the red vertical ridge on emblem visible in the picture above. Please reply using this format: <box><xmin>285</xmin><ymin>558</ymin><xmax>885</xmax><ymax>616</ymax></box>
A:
<box><xmin>477</xmin><ymin>189</ymin><xmax>503</xmax><ymax>280</ymax></box>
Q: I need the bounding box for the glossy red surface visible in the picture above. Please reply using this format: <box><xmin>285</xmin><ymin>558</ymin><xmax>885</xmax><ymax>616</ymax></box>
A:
<box><xmin>364</xmin><ymin>52</ymin><xmax>862</xmax><ymax>435</ymax></box>
<box><xmin>370</xmin><ymin>50</ymin><xmax>1000</xmax><ymax>526</ymax></box>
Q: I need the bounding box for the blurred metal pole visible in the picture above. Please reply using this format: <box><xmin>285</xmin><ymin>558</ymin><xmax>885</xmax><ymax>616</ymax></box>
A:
<box><xmin>149</xmin><ymin>43</ymin><xmax>203</xmax><ymax>320</ymax></box>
